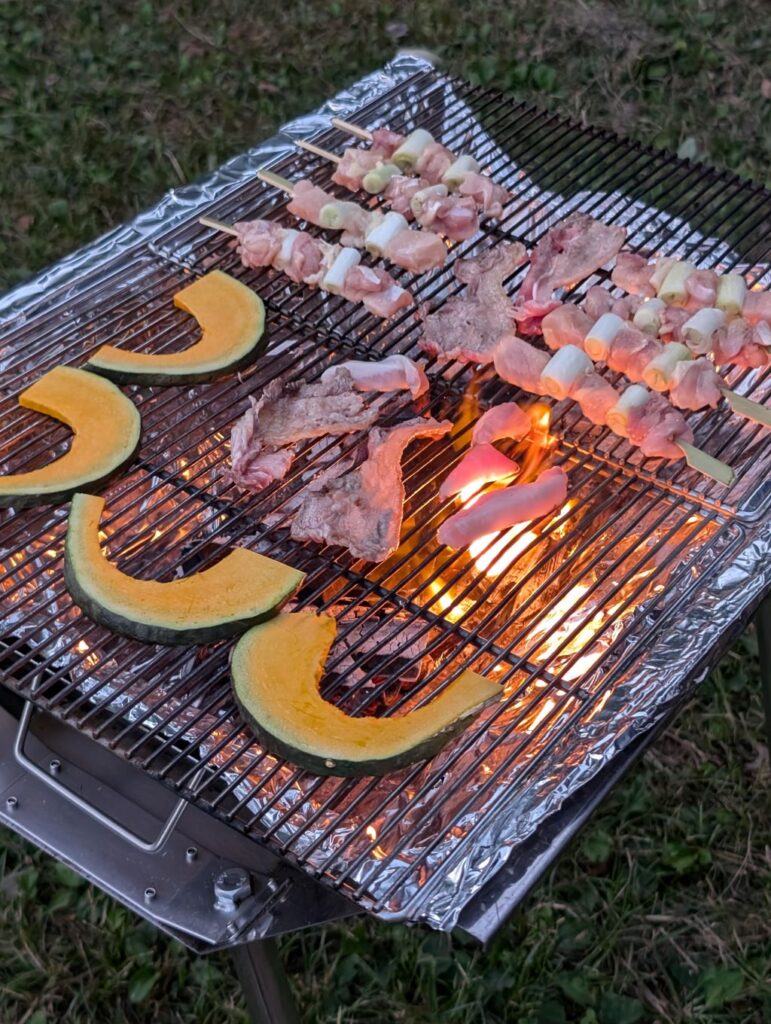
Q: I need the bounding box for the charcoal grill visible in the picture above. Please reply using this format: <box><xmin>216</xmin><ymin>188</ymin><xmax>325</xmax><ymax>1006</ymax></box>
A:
<box><xmin>2</xmin><ymin>56</ymin><xmax>771</xmax><ymax>1022</ymax></box>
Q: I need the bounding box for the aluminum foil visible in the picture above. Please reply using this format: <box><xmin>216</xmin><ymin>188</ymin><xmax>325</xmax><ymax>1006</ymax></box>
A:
<box><xmin>2</xmin><ymin>55</ymin><xmax>770</xmax><ymax>935</ymax></box>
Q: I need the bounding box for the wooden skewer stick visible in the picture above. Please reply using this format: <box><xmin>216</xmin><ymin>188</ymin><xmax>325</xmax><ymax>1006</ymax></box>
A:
<box><xmin>258</xmin><ymin>169</ymin><xmax>294</xmax><ymax>195</ymax></box>
<box><xmin>297</xmin><ymin>139</ymin><xmax>341</xmax><ymax>164</ymax></box>
<box><xmin>199</xmin><ymin>215</ymin><xmax>238</xmax><ymax>237</ymax></box>
<box><xmin>676</xmin><ymin>440</ymin><xmax>735</xmax><ymax>487</ymax></box>
<box><xmin>721</xmin><ymin>388</ymin><xmax>771</xmax><ymax>429</ymax></box>
<box><xmin>331</xmin><ymin>117</ymin><xmax>372</xmax><ymax>141</ymax></box>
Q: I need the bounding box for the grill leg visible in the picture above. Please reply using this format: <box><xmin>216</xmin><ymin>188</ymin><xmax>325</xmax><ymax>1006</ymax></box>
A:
<box><xmin>231</xmin><ymin>937</ymin><xmax>300</xmax><ymax>1024</ymax></box>
<box><xmin>753</xmin><ymin>594</ymin><xmax>771</xmax><ymax>753</ymax></box>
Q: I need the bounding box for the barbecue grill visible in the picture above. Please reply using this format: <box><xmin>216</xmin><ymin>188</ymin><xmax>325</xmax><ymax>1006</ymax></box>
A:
<box><xmin>2</xmin><ymin>55</ymin><xmax>770</xmax><ymax>1023</ymax></box>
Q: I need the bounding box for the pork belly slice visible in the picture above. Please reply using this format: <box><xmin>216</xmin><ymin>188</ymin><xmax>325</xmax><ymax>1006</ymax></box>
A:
<box><xmin>669</xmin><ymin>357</ymin><xmax>723</xmax><ymax>410</ymax></box>
<box><xmin>291</xmin><ymin>417</ymin><xmax>452</xmax><ymax>562</ymax></box>
<box><xmin>626</xmin><ymin>393</ymin><xmax>693</xmax><ymax>460</ymax></box>
<box><xmin>439</xmin><ymin>444</ymin><xmax>519</xmax><ymax>500</ymax></box>
<box><xmin>226</xmin><ymin>368</ymin><xmax>381</xmax><ymax>491</ymax></box>
<box><xmin>419</xmin><ymin>243</ymin><xmax>526</xmax><ymax>363</ymax></box>
<box><xmin>515</xmin><ymin>213</ymin><xmax>627</xmax><ymax>331</ymax></box>
<box><xmin>472</xmin><ymin>402</ymin><xmax>532</xmax><ymax>445</ymax></box>
<box><xmin>438</xmin><ymin>466</ymin><xmax>568</xmax><ymax>550</ymax></box>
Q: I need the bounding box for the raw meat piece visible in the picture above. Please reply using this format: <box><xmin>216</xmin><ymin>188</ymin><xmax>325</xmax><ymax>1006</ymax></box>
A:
<box><xmin>291</xmin><ymin>417</ymin><xmax>452</xmax><ymax>561</ymax></box>
<box><xmin>439</xmin><ymin>444</ymin><xmax>519</xmax><ymax>499</ymax></box>
<box><xmin>542</xmin><ymin>304</ymin><xmax>593</xmax><ymax>351</ymax></box>
<box><xmin>419</xmin><ymin>244</ymin><xmax>526</xmax><ymax>363</ymax></box>
<box><xmin>458</xmin><ymin>172</ymin><xmax>511</xmax><ymax>219</ymax></box>
<box><xmin>322</xmin><ymin>355</ymin><xmax>429</xmax><ymax>399</ymax></box>
<box><xmin>571</xmin><ymin>374</ymin><xmax>619</xmax><ymax>425</ymax></box>
<box><xmin>626</xmin><ymin>393</ymin><xmax>693</xmax><ymax>459</ymax></box>
<box><xmin>438</xmin><ymin>466</ymin><xmax>568</xmax><ymax>549</ymax></box>
<box><xmin>493</xmin><ymin>333</ymin><xmax>550</xmax><ymax>392</ymax></box>
<box><xmin>383</xmin><ymin>229</ymin><xmax>447</xmax><ymax>274</ymax></box>
<box><xmin>472</xmin><ymin>402</ymin><xmax>531</xmax><ymax>445</ymax></box>
<box><xmin>518</xmin><ymin>213</ymin><xmax>627</xmax><ymax>305</ymax></box>
<box><xmin>227</xmin><ymin>369</ymin><xmax>381</xmax><ymax>491</ymax></box>
<box><xmin>669</xmin><ymin>357</ymin><xmax>723</xmax><ymax>410</ymax></box>
<box><xmin>611</xmin><ymin>251</ymin><xmax>656</xmax><ymax>296</ymax></box>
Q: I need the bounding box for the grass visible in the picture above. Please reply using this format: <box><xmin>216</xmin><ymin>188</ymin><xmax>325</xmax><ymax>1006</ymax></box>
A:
<box><xmin>0</xmin><ymin>1</ymin><xmax>769</xmax><ymax>1021</ymax></box>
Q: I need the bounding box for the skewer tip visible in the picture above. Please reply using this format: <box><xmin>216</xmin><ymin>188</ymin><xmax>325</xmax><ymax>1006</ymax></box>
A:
<box><xmin>676</xmin><ymin>439</ymin><xmax>735</xmax><ymax>487</ymax></box>
<box><xmin>721</xmin><ymin>388</ymin><xmax>771</xmax><ymax>429</ymax></box>
<box><xmin>199</xmin><ymin>216</ymin><xmax>239</xmax><ymax>237</ymax></box>
<box><xmin>297</xmin><ymin>139</ymin><xmax>342</xmax><ymax>164</ymax></box>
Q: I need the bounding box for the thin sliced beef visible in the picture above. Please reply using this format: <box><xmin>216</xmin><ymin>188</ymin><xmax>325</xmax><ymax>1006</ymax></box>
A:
<box><xmin>227</xmin><ymin>368</ymin><xmax>381</xmax><ymax>491</ymax></box>
<box><xmin>419</xmin><ymin>243</ymin><xmax>526</xmax><ymax>363</ymax></box>
<box><xmin>291</xmin><ymin>417</ymin><xmax>452</xmax><ymax>561</ymax></box>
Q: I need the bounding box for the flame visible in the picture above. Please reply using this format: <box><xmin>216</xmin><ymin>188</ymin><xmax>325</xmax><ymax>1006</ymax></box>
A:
<box><xmin>469</xmin><ymin>522</ymin><xmax>538</xmax><ymax>577</ymax></box>
<box><xmin>76</xmin><ymin>640</ymin><xmax>89</xmax><ymax>654</ymax></box>
<box><xmin>365</xmin><ymin>825</ymin><xmax>386</xmax><ymax>860</ymax></box>
<box><xmin>427</xmin><ymin>579</ymin><xmax>472</xmax><ymax>623</ymax></box>
<box><xmin>519</xmin><ymin>403</ymin><xmax>557</xmax><ymax>482</ymax></box>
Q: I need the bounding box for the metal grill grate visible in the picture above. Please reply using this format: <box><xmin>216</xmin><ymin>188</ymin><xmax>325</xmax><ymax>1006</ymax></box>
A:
<box><xmin>0</xmin><ymin>66</ymin><xmax>767</xmax><ymax>926</ymax></box>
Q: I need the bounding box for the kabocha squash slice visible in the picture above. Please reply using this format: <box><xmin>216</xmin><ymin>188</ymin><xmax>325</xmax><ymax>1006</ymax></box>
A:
<box><xmin>231</xmin><ymin>609</ymin><xmax>501</xmax><ymax>777</ymax></box>
<box><xmin>0</xmin><ymin>366</ymin><xmax>141</xmax><ymax>509</ymax></box>
<box><xmin>85</xmin><ymin>270</ymin><xmax>266</xmax><ymax>385</ymax></box>
<box><xmin>64</xmin><ymin>493</ymin><xmax>305</xmax><ymax>645</ymax></box>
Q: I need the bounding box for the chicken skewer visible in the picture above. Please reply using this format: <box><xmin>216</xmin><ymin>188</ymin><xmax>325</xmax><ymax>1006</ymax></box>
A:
<box><xmin>329</xmin><ymin>117</ymin><xmax>511</xmax><ymax>215</ymax></box>
<box><xmin>295</xmin><ymin>138</ymin><xmax>483</xmax><ymax>242</ymax></box>
<box><xmin>198</xmin><ymin>215</ymin><xmax>412</xmax><ymax>320</ymax></box>
<box><xmin>542</xmin><ymin>304</ymin><xmax>771</xmax><ymax>428</ymax></box>
<box><xmin>256</xmin><ymin>169</ymin><xmax>447</xmax><ymax>274</ymax></box>
<box><xmin>493</xmin><ymin>333</ymin><xmax>735</xmax><ymax>486</ymax></box>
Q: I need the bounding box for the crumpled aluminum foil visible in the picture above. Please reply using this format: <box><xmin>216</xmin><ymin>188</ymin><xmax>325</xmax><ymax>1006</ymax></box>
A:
<box><xmin>2</xmin><ymin>55</ymin><xmax>770</xmax><ymax>935</ymax></box>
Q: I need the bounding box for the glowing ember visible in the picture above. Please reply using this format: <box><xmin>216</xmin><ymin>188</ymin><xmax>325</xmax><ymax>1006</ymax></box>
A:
<box><xmin>76</xmin><ymin>640</ymin><xmax>89</xmax><ymax>654</ymax></box>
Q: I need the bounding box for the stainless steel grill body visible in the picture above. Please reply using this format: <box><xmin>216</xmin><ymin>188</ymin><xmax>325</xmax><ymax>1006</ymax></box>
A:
<box><xmin>1</xmin><ymin>56</ymin><xmax>770</xmax><ymax>939</ymax></box>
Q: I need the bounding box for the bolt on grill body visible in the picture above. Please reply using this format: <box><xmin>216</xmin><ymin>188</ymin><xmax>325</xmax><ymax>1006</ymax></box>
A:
<box><xmin>0</xmin><ymin>61</ymin><xmax>770</xmax><ymax>949</ymax></box>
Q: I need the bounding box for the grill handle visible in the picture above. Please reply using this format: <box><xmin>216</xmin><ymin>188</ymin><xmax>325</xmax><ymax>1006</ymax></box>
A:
<box><xmin>13</xmin><ymin>700</ymin><xmax>198</xmax><ymax>855</ymax></box>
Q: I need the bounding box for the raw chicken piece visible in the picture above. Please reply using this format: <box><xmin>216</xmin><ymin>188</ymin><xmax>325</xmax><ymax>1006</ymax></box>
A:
<box><xmin>287</xmin><ymin>180</ymin><xmax>337</xmax><ymax>224</ymax></box>
<box><xmin>517</xmin><ymin>213</ymin><xmax>627</xmax><ymax>310</ymax></box>
<box><xmin>282</xmin><ymin>232</ymin><xmax>326</xmax><ymax>284</ymax></box>
<box><xmin>659</xmin><ymin>306</ymin><xmax>691</xmax><ymax>341</ymax></box>
<box><xmin>383</xmin><ymin>229</ymin><xmax>447</xmax><ymax>274</ymax></box>
<box><xmin>626</xmin><ymin>393</ymin><xmax>693</xmax><ymax>459</ymax></box>
<box><xmin>583</xmin><ymin>285</ymin><xmax>614</xmax><ymax>320</ymax></box>
<box><xmin>371</xmin><ymin>128</ymin><xmax>405</xmax><ymax>157</ymax></box>
<box><xmin>611</xmin><ymin>252</ymin><xmax>656</xmax><ymax>296</ymax></box>
<box><xmin>439</xmin><ymin>444</ymin><xmax>519</xmax><ymax>499</ymax></box>
<box><xmin>669</xmin><ymin>357</ymin><xmax>723</xmax><ymax>410</ymax></box>
<box><xmin>384</xmin><ymin>175</ymin><xmax>425</xmax><ymax>217</ymax></box>
<box><xmin>608</xmin><ymin>327</ymin><xmax>663</xmax><ymax>379</ymax></box>
<box><xmin>322</xmin><ymin>355</ymin><xmax>428</xmax><ymax>399</ymax></box>
<box><xmin>418</xmin><ymin>194</ymin><xmax>479</xmax><ymax>242</ymax></box>
<box><xmin>438</xmin><ymin>466</ymin><xmax>568</xmax><ymax>549</ymax></box>
<box><xmin>685</xmin><ymin>269</ymin><xmax>718</xmax><ymax>309</ymax></box>
<box><xmin>420</xmin><ymin>244</ymin><xmax>526</xmax><ymax>363</ymax></box>
<box><xmin>472</xmin><ymin>402</ymin><xmax>531</xmax><ymax>445</ymax></box>
<box><xmin>332</xmin><ymin>148</ymin><xmax>383</xmax><ymax>191</ymax></box>
<box><xmin>493</xmin><ymin>333</ymin><xmax>550</xmax><ymax>392</ymax></box>
<box><xmin>341</xmin><ymin>265</ymin><xmax>413</xmax><ymax>319</ymax></box>
<box><xmin>235</xmin><ymin>219</ymin><xmax>283</xmax><ymax>268</ymax></box>
<box><xmin>611</xmin><ymin>294</ymin><xmax>644</xmax><ymax>320</ymax></box>
<box><xmin>571</xmin><ymin>374</ymin><xmax>619</xmax><ymax>425</ymax></box>
<box><xmin>712</xmin><ymin>318</ymin><xmax>751</xmax><ymax>363</ymax></box>
<box><xmin>457</xmin><ymin>172</ymin><xmax>510</xmax><ymax>219</ymax></box>
<box><xmin>542</xmin><ymin>304</ymin><xmax>593</xmax><ymax>351</ymax></box>
<box><xmin>415</xmin><ymin>142</ymin><xmax>454</xmax><ymax>183</ymax></box>
<box><xmin>291</xmin><ymin>417</ymin><xmax>452</xmax><ymax>562</ymax></box>
<box><xmin>743</xmin><ymin>290</ymin><xmax>771</xmax><ymax>325</ymax></box>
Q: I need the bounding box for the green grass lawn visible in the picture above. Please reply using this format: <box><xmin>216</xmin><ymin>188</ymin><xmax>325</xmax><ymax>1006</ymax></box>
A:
<box><xmin>1</xmin><ymin>2</ymin><xmax>770</xmax><ymax>1021</ymax></box>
